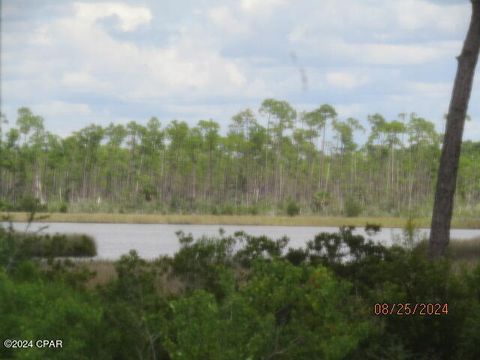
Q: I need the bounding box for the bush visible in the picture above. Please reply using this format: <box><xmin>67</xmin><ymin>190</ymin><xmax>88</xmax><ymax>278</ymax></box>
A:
<box><xmin>165</xmin><ymin>260</ymin><xmax>371</xmax><ymax>360</ymax></box>
<box><xmin>285</xmin><ymin>247</ymin><xmax>308</xmax><ymax>265</ymax></box>
<box><xmin>16</xmin><ymin>194</ymin><xmax>47</xmax><ymax>212</ymax></box>
<box><xmin>59</xmin><ymin>202</ymin><xmax>68</xmax><ymax>213</ymax></box>
<box><xmin>100</xmin><ymin>250</ymin><xmax>171</xmax><ymax>359</ymax></box>
<box><xmin>220</xmin><ymin>204</ymin><xmax>234</xmax><ymax>215</ymax></box>
<box><xmin>312</xmin><ymin>191</ymin><xmax>330</xmax><ymax>213</ymax></box>
<box><xmin>0</xmin><ymin>199</ymin><xmax>9</xmax><ymax>211</ymax></box>
<box><xmin>0</xmin><ymin>226</ymin><xmax>97</xmax><ymax>272</ymax></box>
<box><xmin>246</xmin><ymin>204</ymin><xmax>258</xmax><ymax>215</ymax></box>
<box><xmin>0</xmin><ymin>271</ymin><xmax>105</xmax><ymax>360</ymax></box>
<box><xmin>344</xmin><ymin>197</ymin><xmax>362</xmax><ymax>217</ymax></box>
<box><xmin>286</xmin><ymin>200</ymin><xmax>300</xmax><ymax>216</ymax></box>
<box><xmin>171</xmin><ymin>231</ymin><xmax>236</xmax><ymax>298</ymax></box>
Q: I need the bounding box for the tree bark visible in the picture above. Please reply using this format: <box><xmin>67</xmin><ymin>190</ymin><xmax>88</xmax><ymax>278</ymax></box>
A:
<box><xmin>429</xmin><ymin>0</ymin><xmax>480</xmax><ymax>259</ymax></box>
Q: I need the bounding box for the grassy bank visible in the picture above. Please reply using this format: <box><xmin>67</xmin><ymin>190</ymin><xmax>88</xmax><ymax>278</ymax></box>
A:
<box><xmin>2</xmin><ymin>211</ymin><xmax>480</xmax><ymax>228</ymax></box>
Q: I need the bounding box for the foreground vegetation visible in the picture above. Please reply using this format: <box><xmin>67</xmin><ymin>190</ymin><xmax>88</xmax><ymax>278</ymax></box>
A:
<box><xmin>1</xmin><ymin>221</ymin><xmax>480</xmax><ymax>359</ymax></box>
<box><xmin>1</xmin><ymin>104</ymin><xmax>480</xmax><ymax>218</ymax></box>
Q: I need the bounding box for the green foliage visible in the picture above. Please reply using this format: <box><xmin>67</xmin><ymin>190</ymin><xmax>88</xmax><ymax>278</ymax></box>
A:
<box><xmin>285</xmin><ymin>247</ymin><xmax>308</xmax><ymax>265</ymax></box>
<box><xmin>59</xmin><ymin>202</ymin><xmax>68</xmax><ymax>213</ymax></box>
<box><xmin>286</xmin><ymin>199</ymin><xmax>300</xmax><ymax>216</ymax></box>
<box><xmin>360</xmin><ymin>249</ymin><xmax>474</xmax><ymax>359</ymax></box>
<box><xmin>16</xmin><ymin>194</ymin><xmax>47</xmax><ymax>212</ymax></box>
<box><xmin>233</xmin><ymin>231</ymin><xmax>288</xmax><ymax>267</ymax></box>
<box><xmin>312</xmin><ymin>191</ymin><xmax>330</xmax><ymax>213</ymax></box>
<box><xmin>171</xmin><ymin>231</ymin><xmax>236</xmax><ymax>298</ymax></box>
<box><xmin>0</xmin><ymin>270</ymin><xmax>105</xmax><ymax>360</ymax></box>
<box><xmin>401</xmin><ymin>215</ymin><xmax>423</xmax><ymax>249</ymax></box>
<box><xmin>344</xmin><ymin>196</ymin><xmax>362</xmax><ymax>217</ymax></box>
<box><xmin>1</xmin><ymin>223</ymin><xmax>480</xmax><ymax>359</ymax></box>
<box><xmin>98</xmin><ymin>250</ymin><xmax>171</xmax><ymax>359</ymax></box>
<box><xmin>0</xmin><ymin>229</ymin><xmax>96</xmax><ymax>267</ymax></box>
<box><xmin>165</xmin><ymin>261</ymin><xmax>370</xmax><ymax>360</ymax></box>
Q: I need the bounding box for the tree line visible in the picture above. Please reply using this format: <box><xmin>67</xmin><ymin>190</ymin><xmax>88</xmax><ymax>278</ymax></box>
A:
<box><xmin>0</xmin><ymin>100</ymin><xmax>479</xmax><ymax>216</ymax></box>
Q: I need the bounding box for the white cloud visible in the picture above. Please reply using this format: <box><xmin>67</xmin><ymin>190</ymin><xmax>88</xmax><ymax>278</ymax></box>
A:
<box><xmin>325</xmin><ymin>71</ymin><xmax>369</xmax><ymax>89</ymax></box>
<box><xmin>287</xmin><ymin>0</ymin><xmax>466</xmax><ymax>66</ymax></box>
<box><xmin>61</xmin><ymin>72</ymin><xmax>110</xmax><ymax>91</ymax></box>
<box><xmin>1</xmin><ymin>0</ymin><xmax>477</xmax><ymax>137</ymax></box>
<box><xmin>23</xmin><ymin>3</ymin><xmax>259</xmax><ymax>103</ymax></box>
<box><xmin>352</xmin><ymin>41</ymin><xmax>460</xmax><ymax>66</ymax></box>
<box><xmin>73</xmin><ymin>2</ymin><xmax>152</xmax><ymax>32</ymax></box>
<box><xmin>406</xmin><ymin>81</ymin><xmax>452</xmax><ymax>98</ymax></box>
<box><xmin>394</xmin><ymin>0</ymin><xmax>468</xmax><ymax>33</ymax></box>
<box><xmin>31</xmin><ymin>25</ymin><xmax>53</xmax><ymax>46</ymax></box>
<box><xmin>35</xmin><ymin>101</ymin><xmax>92</xmax><ymax>117</ymax></box>
<box><xmin>208</xmin><ymin>6</ymin><xmax>248</xmax><ymax>34</ymax></box>
<box><xmin>334</xmin><ymin>103</ymin><xmax>365</xmax><ymax>118</ymax></box>
<box><xmin>289</xmin><ymin>32</ymin><xmax>461</xmax><ymax>66</ymax></box>
<box><xmin>240</xmin><ymin>0</ymin><xmax>288</xmax><ymax>14</ymax></box>
<box><xmin>287</xmin><ymin>0</ymin><xmax>468</xmax><ymax>38</ymax></box>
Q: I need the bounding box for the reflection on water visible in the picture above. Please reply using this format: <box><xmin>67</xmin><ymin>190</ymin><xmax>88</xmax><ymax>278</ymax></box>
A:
<box><xmin>7</xmin><ymin>222</ymin><xmax>480</xmax><ymax>260</ymax></box>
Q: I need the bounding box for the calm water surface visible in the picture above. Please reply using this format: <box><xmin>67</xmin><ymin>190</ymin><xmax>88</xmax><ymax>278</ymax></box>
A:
<box><xmin>8</xmin><ymin>222</ymin><xmax>480</xmax><ymax>260</ymax></box>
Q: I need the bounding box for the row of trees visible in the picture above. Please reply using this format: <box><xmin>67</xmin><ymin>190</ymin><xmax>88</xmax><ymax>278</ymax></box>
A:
<box><xmin>0</xmin><ymin>101</ymin><xmax>479</xmax><ymax>215</ymax></box>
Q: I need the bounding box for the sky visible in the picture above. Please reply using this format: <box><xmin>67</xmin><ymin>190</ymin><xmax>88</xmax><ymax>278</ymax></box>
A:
<box><xmin>1</xmin><ymin>0</ymin><xmax>480</xmax><ymax>140</ymax></box>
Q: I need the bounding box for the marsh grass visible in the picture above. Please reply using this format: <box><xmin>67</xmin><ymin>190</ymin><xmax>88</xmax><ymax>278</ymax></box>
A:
<box><xmin>77</xmin><ymin>258</ymin><xmax>187</xmax><ymax>295</ymax></box>
<box><xmin>81</xmin><ymin>260</ymin><xmax>117</xmax><ymax>287</ymax></box>
<box><xmin>14</xmin><ymin>232</ymin><xmax>97</xmax><ymax>258</ymax></box>
<box><xmin>4</xmin><ymin>212</ymin><xmax>480</xmax><ymax>228</ymax></box>
<box><xmin>445</xmin><ymin>238</ymin><xmax>480</xmax><ymax>272</ymax></box>
<box><xmin>448</xmin><ymin>237</ymin><xmax>480</xmax><ymax>261</ymax></box>
<box><xmin>415</xmin><ymin>236</ymin><xmax>480</xmax><ymax>265</ymax></box>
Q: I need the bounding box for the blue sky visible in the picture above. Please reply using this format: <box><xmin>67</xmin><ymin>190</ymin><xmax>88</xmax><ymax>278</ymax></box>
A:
<box><xmin>2</xmin><ymin>0</ymin><xmax>480</xmax><ymax>140</ymax></box>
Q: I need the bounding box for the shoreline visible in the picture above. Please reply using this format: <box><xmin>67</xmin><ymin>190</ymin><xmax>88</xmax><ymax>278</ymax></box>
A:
<box><xmin>2</xmin><ymin>212</ymin><xmax>480</xmax><ymax>229</ymax></box>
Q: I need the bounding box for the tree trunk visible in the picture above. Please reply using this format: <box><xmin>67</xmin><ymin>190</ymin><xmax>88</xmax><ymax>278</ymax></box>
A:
<box><xmin>429</xmin><ymin>0</ymin><xmax>480</xmax><ymax>259</ymax></box>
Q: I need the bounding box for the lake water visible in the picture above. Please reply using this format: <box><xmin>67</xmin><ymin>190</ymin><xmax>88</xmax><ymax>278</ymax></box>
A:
<box><xmin>7</xmin><ymin>222</ymin><xmax>480</xmax><ymax>260</ymax></box>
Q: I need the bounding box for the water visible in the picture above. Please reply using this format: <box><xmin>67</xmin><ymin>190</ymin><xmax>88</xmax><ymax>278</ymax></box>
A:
<box><xmin>7</xmin><ymin>222</ymin><xmax>480</xmax><ymax>260</ymax></box>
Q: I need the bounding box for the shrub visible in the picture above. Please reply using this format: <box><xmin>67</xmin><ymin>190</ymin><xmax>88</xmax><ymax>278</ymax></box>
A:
<box><xmin>285</xmin><ymin>247</ymin><xmax>308</xmax><ymax>265</ymax></box>
<box><xmin>448</xmin><ymin>237</ymin><xmax>480</xmax><ymax>261</ymax></box>
<box><xmin>0</xmin><ymin>199</ymin><xmax>9</xmax><ymax>211</ymax></box>
<box><xmin>233</xmin><ymin>231</ymin><xmax>289</xmax><ymax>267</ymax></box>
<box><xmin>344</xmin><ymin>196</ymin><xmax>362</xmax><ymax>217</ymax></box>
<box><xmin>0</xmin><ymin>226</ymin><xmax>97</xmax><ymax>272</ymax></box>
<box><xmin>248</xmin><ymin>205</ymin><xmax>259</xmax><ymax>215</ymax></box>
<box><xmin>100</xmin><ymin>250</ymin><xmax>171</xmax><ymax>359</ymax></box>
<box><xmin>59</xmin><ymin>202</ymin><xmax>68</xmax><ymax>213</ymax></box>
<box><xmin>165</xmin><ymin>260</ymin><xmax>372</xmax><ymax>360</ymax></box>
<box><xmin>312</xmin><ymin>191</ymin><xmax>330</xmax><ymax>213</ymax></box>
<box><xmin>171</xmin><ymin>231</ymin><xmax>236</xmax><ymax>298</ymax></box>
<box><xmin>286</xmin><ymin>200</ymin><xmax>300</xmax><ymax>216</ymax></box>
<box><xmin>16</xmin><ymin>194</ymin><xmax>47</xmax><ymax>212</ymax></box>
<box><xmin>220</xmin><ymin>204</ymin><xmax>234</xmax><ymax>215</ymax></box>
<box><xmin>0</xmin><ymin>271</ymin><xmax>105</xmax><ymax>360</ymax></box>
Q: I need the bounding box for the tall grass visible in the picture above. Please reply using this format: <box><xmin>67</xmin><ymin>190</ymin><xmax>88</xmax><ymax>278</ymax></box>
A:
<box><xmin>3</xmin><ymin>211</ymin><xmax>478</xmax><ymax>228</ymax></box>
<box><xmin>415</xmin><ymin>236</ymin><xmax>480</xmax><ymax>264</ymax></box>
<box><xmin>448</xmin><ymin>237</ymin><xmax>480</xmax><ymax>261</ymax></box>
<box><xmin>7</xmin><ymin>232</ymin><xmax>97</xmax><ymax>258</ymax></box>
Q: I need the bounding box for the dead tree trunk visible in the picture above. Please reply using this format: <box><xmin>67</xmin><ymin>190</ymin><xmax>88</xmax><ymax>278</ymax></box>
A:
<box><xmin>429</xmin><ymin>0</ymin><xmax>480</xmax><ymax>259</ymax></box>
